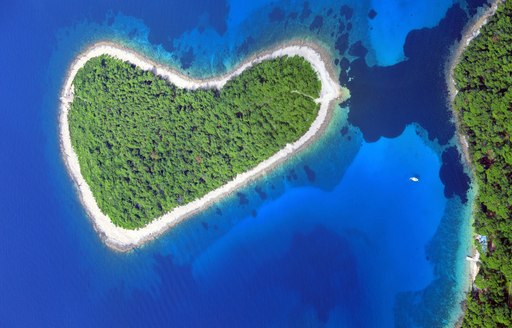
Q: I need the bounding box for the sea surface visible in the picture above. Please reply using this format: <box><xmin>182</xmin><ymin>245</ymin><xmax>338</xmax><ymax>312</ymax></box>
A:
<box><xmin>0</xmin><ymin>0</ymin><xmax>484</xmax><ymax>326</ymax></box>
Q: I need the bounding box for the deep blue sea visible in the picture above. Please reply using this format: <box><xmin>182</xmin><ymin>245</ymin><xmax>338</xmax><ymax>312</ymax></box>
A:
<box><xmin>0</xmin><ymin>0</ymin><xmax>485</xmax><ymax>326</ymax></box>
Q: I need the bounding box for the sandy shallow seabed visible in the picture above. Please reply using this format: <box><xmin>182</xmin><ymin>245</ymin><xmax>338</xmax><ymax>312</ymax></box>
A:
<box><xmin>60</xmin><ymin>40</ymin><xmax>348</xmax><ymax>251</ymax></box>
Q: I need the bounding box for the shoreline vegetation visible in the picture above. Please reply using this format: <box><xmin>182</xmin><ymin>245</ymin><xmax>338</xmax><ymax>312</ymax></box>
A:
<box><xmin>447</xmin><ymin>0</ymin><xmax>503</xmax><ymax>169</ymax></box>
<box><xmin>448</xmin><ymin>0</ymin><xmax>512</xmax><ymax>326</ymax></box>
<box><xmin>60</xmin><ymin>40</ymin><xmax>347</xmax><ymax>252</ymax></box>
<box><xmin>70</xmin><ymin>54</ymin><xmax>323</xmax><ymax>228</ymax></box>
<box><xmin>447</xmin><ymin>0</ymin><xmax>503</xmax><ymax>288</ymax></box>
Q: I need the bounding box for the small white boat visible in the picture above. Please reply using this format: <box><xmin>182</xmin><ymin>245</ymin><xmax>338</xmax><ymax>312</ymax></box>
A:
<box><xmin>409</xmin><ymin>176</ymin><xmax>419</xmax><ymax>182</ymax></box>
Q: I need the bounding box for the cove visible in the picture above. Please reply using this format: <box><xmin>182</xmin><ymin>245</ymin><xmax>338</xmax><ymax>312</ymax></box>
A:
<box><xmin>92</xmin><ymin>125</ymin><xmax>452</xmax><ymax>327</ymax></box>
<box><xmin>0</xmin><ymin>0</ymin><xmax>481</xmax><ymax>326</ymax></box>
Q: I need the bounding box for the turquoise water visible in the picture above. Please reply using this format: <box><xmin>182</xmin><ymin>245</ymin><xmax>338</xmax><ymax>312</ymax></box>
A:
<box><xmin>368</xmin><ymin>0</ymin><xmax>456</xmax><ymax>66</ymax></box>
<box><xmin>0</xmin><ymin>0</ymin><xmax>482</xmax><ymax>326</ymax></box>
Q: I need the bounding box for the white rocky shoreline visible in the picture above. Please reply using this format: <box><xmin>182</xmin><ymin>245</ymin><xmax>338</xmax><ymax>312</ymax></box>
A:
<box><xmin>60</xmin><ymin>40</ymin><xmax>348</xmax><ymax>251</ymax></box>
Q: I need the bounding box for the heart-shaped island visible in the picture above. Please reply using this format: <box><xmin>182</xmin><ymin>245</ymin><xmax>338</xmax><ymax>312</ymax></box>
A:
<box><xmin>60</xmin><ymin>41</ymin><xmax>346</xmax><ymax>251</ymax></box>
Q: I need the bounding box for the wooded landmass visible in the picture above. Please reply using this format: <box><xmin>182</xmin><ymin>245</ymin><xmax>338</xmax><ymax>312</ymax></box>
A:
<box><xmin>69</xmin><ymin>55</ymin><xmax>320</xmax><ymax>229</ymax></box>
<box><xmin>453</xmin><ymin>1</ymin><xmax>512</xmax><ymax>326</ymax></box>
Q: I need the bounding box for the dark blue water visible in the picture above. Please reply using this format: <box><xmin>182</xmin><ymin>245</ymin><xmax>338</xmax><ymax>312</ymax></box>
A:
<box><xmin>0</xmin><ymin>0</ymin><xmax>483</xmax><ymax>326</ymax></box>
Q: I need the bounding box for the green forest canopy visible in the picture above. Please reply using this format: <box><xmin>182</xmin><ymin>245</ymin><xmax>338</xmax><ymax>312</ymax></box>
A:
<box><xmin>453</xmin><ymin>1</ymin><xmax>512</xmax><ymax>326</ymax></box>
<box><xmin>69</xmin><ymin>54</ymin><xmax>321</xmax><ymax>229</ymax></box>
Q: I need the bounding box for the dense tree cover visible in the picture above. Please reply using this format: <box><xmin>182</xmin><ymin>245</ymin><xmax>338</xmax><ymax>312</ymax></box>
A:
<box><xmin>453</xmin><ymin>1</ymin><xmax>512</xmax><ymax>326</ymax></box>
<box><xmin>69</xmin><ymin>54</ymin><xmax>321</xmax><ymax>228</ymax></box>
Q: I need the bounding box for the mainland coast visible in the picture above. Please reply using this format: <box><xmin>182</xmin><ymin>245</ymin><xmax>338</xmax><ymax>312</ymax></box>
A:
<box><xmin>447</xmin><ymin>0</ymin><xmax>503</xmax><ymax>168</ymax></box>
<box><xmin>60</xmin><ymin>40</ymin><xmax>347</xmax><ymax>252</ymax></box>
<box><xmin>445</xmin><ymin>0</ymin><xmax>503</xmax><ymax>298</ymax></box>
